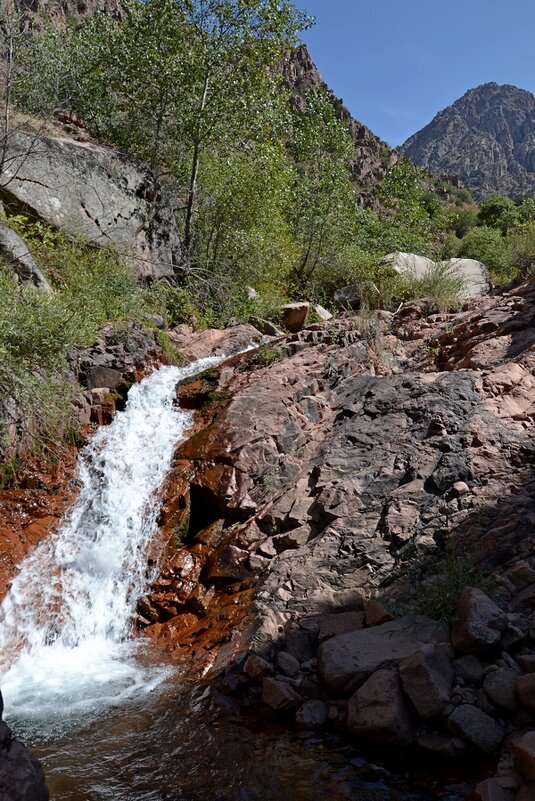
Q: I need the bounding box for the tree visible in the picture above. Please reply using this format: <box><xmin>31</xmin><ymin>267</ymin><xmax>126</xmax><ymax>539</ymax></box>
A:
<box><xmin>286</xmin><ymin>88</ymin><xmax>358</xmax><ymax>295</ymax></box>
<box><xmin>478</xmin><ymin>194</ymin><xmax>519</xmax><ymax>234</ymax></box>
<box><xmin>15</xmin><ymin>0</ymin><xmax>309</xmax><ymax>258</ymax></box>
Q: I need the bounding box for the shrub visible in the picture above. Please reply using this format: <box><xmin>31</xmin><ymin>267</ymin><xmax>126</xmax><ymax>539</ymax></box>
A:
<box><xmin>409</xmin><ymin>544</ymin><xmax>495</xmax><ymax>624</ymax></box>
<box><xmin>457</xmin><ymin>225</ymin><xmax>514</xmax><ymax>285</ymax></box>
<box><xmin>0</xmin><ymin>217</ymin><xmax>162</xmax><ymax>460</ymax></box>
<box><xmin>397</xmin><ymin>260</ymin><xmax>466</xmax><ymax>311</ymax></box>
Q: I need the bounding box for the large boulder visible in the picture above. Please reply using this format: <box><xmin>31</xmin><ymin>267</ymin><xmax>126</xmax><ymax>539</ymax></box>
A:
<box><xmin>399</xmin><ymin>645</ymin><xmax>454</xmax><ymax>719</ymax></box>
<box><xmin>514</xmin><ymin>731</ymin><xmax>535</xmax><ymax>782</ymax></box>
<box><xmin>450</xmin><ymin>588</ymin><xmax>507</xmax><ymax>653</ymax></box>
<box><xmin>380</xmin><ymin>252</ymin><xmax>490</xmax><ymax>298</ymax></box>
<box><xmin>1</xmin><ymin>129</ymin><xmax>185</xmax><ymax>282</ymax></box>
<box><xmin>347</xmin><ymin>668</ymin><xmax>416</xmax><ymax>746</ymax></box>
<box><xmin>380</xmin><ymin>251</ymin><xmax>435</xmax><ymax>278</ymax></box>
<box><xmin>317</xmin><ymin>615</ymin><xmax>446</xmax><ymax>694</ymax></box>
<box><xmin>447</xmin><ymin>704</ymin><xmax>504</xmax><ymax>753</ymax></box>
<box><xmin>439</xmin><ymin>258</ymin><xmax>490</xmax><ymax>298</ymax></box>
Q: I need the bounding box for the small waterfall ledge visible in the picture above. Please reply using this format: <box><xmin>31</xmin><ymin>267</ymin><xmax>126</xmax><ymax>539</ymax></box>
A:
<box><xmin>0</xmin><ymin>358</ymin><xmax>222</xmax><ymax>724</ymax></box>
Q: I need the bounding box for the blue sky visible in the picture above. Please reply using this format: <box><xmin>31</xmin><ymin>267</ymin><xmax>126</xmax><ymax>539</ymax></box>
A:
<box><xmin>293</xmin><ymin>0</ymin><xmax>535</xmax><ymax>147</ymax></box>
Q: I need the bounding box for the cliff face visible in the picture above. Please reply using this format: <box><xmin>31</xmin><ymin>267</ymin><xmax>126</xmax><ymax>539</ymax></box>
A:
<box><xmin>401</xmin><ymin>82</ymin><xmax>535</xmax><ymax>200</ymax></box>
<box><xmin>13</xmin><ymin>0</ymin><xmax>123</xmax><ymax>27</ymax></box>
<box><xmin>284</xmin><ymin>46</ymin><xmax>399</xmax><ymax>203</ymax></box>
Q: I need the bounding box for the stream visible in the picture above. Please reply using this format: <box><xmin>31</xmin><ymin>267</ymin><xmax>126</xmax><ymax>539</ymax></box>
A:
<box><xmin>0</xmin><ymin>363</ymin><xmax>473</xmax><ymax>801</ymax></box>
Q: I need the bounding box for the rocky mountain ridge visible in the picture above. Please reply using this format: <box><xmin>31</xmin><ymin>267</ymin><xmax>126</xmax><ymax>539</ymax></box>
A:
<box><xmin>401</xmin><ymin>82</ymin><xmax>535</xmax><ymax>200</ymax></box>
<box><xmin>285</xmin><ymin>45</ymin><xmax>398</xmax><ymax>204</ymax></box>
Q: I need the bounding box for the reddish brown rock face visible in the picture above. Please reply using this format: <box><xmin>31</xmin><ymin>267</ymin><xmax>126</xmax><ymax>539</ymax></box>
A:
<box><xmin>0</xmin><ymin>448</ymin><xmax>81</xmax><ymax>601</ymax></box>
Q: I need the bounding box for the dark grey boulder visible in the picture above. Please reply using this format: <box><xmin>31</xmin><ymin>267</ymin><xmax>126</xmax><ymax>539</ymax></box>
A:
<box><xmin>447</xmin><ymin>704</ymin><xmax>504</xmax><ymax>753</ymax></box>
<box><xmin>1</xmin><ymin>130</ymin><xmax>185</xmax><ymax>283</ymax></box>
<box><xmin>318</xmin><ymin>615</ymin><xmax>446</xmax><ymax>694</ymax></box>
<box><xmin>0</xmin><ymin>692</ymin><xmax>49</xmax><ymax>801</ymax></box>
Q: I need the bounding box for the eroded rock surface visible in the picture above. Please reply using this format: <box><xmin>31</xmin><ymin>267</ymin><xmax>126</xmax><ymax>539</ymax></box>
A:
<box><xmin>1</xmin><ymin>130</ymin><xmax>185</xmax><ymax>282</ymax></box>
<box><xmin>135</xmin><ymin>280</ymin><xmax>535</xmax><ymax>800</ymax></box>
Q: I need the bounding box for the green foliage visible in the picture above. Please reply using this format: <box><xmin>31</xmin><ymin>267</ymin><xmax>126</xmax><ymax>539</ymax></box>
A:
<box><xmin>376</xmin><ymin>161</ymin><xmax>444</xmax><ymax>256</ymax></box>
<box><xmin>154</xmin><ymin>329</ymin><xmax>186</xmax><ymax>365</ymax></box>
<box><xmin>0</xmin><ymin>268</ymin><xmax>81</xmax><ymax>456</ymax></box>
<box><xmin>478</xmin><ymin>194</ymin><xmax>519</xmax><ymax>234</ymax></box>
<box><xmin>508</xmin><ymin>222</ymin><xmax>535</xmax><ymax>278</ymax></box>
<box><xmin>410</xmin><ymin>544</ymin><xmax>495</xmax><ymax>624</ymax></box>
<box><xmin>398</xmin><ymin>260</ymin><xmax>466</xmax><ymax>312</ymax></box>
<box><xmin>251</xmin><ymin>343</ymin><xmax>283</xmax><ymax>367</ymax></box>
<box><xmin>0</xmin><ymin>215</ymin><xmax>161</xmax><ymax>459</ymax></box>
<box><xmin>457</xmin><ymin>225</ymin><xmax>513</xmax><ymax>283</ymax></box>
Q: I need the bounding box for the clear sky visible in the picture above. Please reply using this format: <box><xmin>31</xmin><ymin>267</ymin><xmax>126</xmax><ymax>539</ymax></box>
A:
<box><xmin>293</xmin><ymin>0</ymin><xmax>535</xmax><ymax>148</ymax></box>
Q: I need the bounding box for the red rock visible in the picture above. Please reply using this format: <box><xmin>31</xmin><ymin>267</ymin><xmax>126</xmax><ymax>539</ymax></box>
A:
<box><xmin>168</xmin><ymin>324</ymin><xmax>261</xmax><ymax>362</ymax></box>
<box><xmin>514</xmin><ymin>732</ymin><xmax>535</xmax><ymax>782</ymax></box>
<box><xmin>399</xmin><ymin>645</ymin><xmax>453</xmax><ymax>718</ymax></box>
<box><xmin>516</xmin><ymin>675</ymin><xmax>535</xmax><ymax>713</ymax></box>
<box><xmin>450</xmin><ymin>588</ymin><xmax>507</xmax><ymax>653</ymax></box>
<box><xmin>279</xmin><ymin>303</ymin><xmax>309</xmax><ymax>333</ymax></box>
<box><xmin>364</xmin><ymin>598</ymin><xmax>391</xmax><ymax>627</ymax></box>
<box><xmin>416</xmin><ymin>734</ymin><xmax>465</xmax><ymax>757</ymax></box>
<box><xmin>516</xmin><ymin>655</ymin><xmax>535</xmax><ymax>673</ymax></box>
<box><xmin>474</xmin><ymin>778</ymin><xmax>515</xmax><ymax>801</ymax></box>
<box><xmin>347</xmin><ymin>669</ymin><xmax>416</xmax><ymax>746</ymax></box>
<box><xmin>243</xmin><ymin>654</ymin><xmax>274</xmax><ymax>679</ymax></box>
<box><xmin>261</xmin><ymin>677</ymin><xmax>302</xmax><ymax>710</ymax></box>
<box><xmin>205</xmin><ymin>543</ymin><xmax>250</xmax><ymax>581</ymax></box>
<box><xmin>516</xmin><ymin>783</ymin><xmax>535</xmax><ymax>801</ymax></box>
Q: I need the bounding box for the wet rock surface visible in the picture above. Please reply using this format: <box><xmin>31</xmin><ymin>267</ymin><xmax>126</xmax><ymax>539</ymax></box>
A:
<box><xmin>0</xmin><ymin>693</ymin><xmax>48</xmax><ymax>801</ymax></box>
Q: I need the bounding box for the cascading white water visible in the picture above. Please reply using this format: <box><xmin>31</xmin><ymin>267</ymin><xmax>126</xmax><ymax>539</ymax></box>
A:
<box><xmin>0</xmin><ymin>357</ymin><xmax>222</xmax><ymax>725</ymax></box>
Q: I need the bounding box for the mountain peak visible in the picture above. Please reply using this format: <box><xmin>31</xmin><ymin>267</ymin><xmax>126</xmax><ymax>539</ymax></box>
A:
<box><xmin>401</xmin><ymin>82</ymin><xmax>535</xmax><ymax>199</ymax></box>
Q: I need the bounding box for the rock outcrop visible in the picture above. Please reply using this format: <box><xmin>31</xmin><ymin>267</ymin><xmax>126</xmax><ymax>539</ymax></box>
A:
<box><xmin>1</xmin><ymin>129</ymin><xmax>185</xmax><ymax>282</ymax></box>
<box><xmin>14</xmin><ymin>0</ymin><xmax>123</xmax><ymax>29</ymax></box>
<box><xmin>284</xmin><ymin>46</ymin><xmax>398</xmax><ymax>204</ymax></box>
<box><xmin>5</xmin><ymin>274</ymin><xmax>535</xmax><ymax>798</ymax></box>
<box><xmin>401</xmin><ymin>83</ymin><xmax>535</xmax><ymax>199</ymax></box>
<box><xmin>124</xmin><ymin>278</ymin><xmax>535</xmax><ymax>800</ymax></box>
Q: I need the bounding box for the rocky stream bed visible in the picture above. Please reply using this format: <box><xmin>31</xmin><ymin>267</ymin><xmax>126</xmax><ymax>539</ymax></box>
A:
<box><xmin>2</xmin><ymin>282</ymin><xmax>535</xmax><ymax>800</ymax></box>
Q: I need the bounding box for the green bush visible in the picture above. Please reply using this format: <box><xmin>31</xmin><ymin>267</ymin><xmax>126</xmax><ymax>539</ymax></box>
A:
<box><xmin>457</xmin><ymin>225</ymin><xmax>514</xmax><ymax>285</ymax></box>
<box><xmin>0</xmin><ymin>217</ymin><xmax>163</xmax><ymax>460</ymax></box>
<box><xmin>409</xmin><ymin>544</ymin><xmax>495</xmax><ymax>624</ymax></box>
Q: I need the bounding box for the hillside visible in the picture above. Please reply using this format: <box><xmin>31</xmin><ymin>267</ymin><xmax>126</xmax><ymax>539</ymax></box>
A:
<box><xmin>284</xmin><ymin>46</ymin><xmax>399</xmax><ymax>204</ymax></box>
<box><xmin>401</xmin><ymin>82</ymin><xmax>535</xmax><ymax>200</ymax></box>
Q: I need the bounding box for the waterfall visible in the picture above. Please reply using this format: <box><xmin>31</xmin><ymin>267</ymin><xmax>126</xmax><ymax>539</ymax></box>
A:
<box><xmin>0</xmin><ymin>358</ymin><xmax>222</xmax><ymax>724</ymax></box>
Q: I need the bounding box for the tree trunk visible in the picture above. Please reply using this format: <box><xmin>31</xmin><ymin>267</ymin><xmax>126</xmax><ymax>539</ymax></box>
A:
<box><xmin>184</xmin><ymin>71</ymin><xmax>210</xmax><ymax>254</ymax></box>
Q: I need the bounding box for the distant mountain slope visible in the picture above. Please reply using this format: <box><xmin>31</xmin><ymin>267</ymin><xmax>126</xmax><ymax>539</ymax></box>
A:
<box><xmin>401</xmin><ymin>82</ymin><xmax>535</xmax><ymax>200</ymax></box>
<box><xmin>284</xmin><ymin>46</ymin><xmax>399</xmax><ymax>205</ymax></box>
<box><xmin>14</xmin><ymin>0</ymin><xmax>123</xmax><ymax>27</ymax></box>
